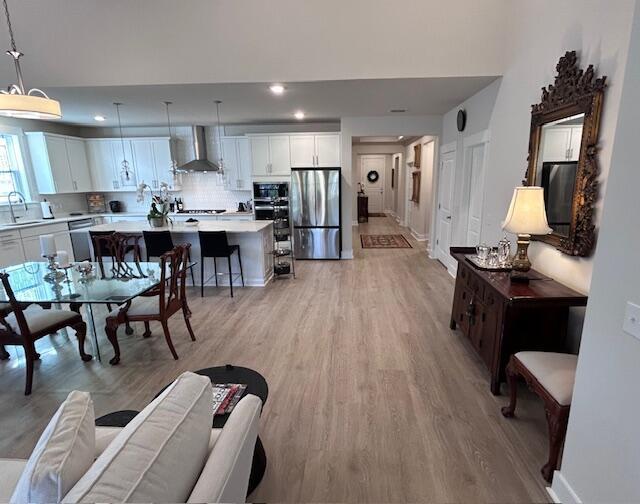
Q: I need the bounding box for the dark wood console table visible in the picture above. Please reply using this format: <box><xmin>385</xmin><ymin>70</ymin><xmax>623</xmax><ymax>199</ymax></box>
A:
<box><xmin>357</xmin><ymin>195</ymin><xmax>369</xmax><ymax>223</ymax></box>
<box><xmin>449</xmin><ymin>247</ymin><xmax>587</xmax><ymax>395</ymax></box>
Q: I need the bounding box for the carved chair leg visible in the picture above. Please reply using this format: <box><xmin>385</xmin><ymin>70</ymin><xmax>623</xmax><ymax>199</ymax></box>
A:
<box><xmin>69</xmin><ymin>302</ymin><xmax>82</xmax><ymax>314</ymax></box>
<box><xmin>72</xmin><ymin>321</ymin><xmax>92</xmax><ymax>362</ymax></box>
<box><xmin>182</xmin><ymin>304</ymin><xmax>196</xmax><ymax>342</ymax></box>
<box><xmin>105</xmin><ymin>322</ymin><xmax>121</xmax><ymax>365</ymax></box>
<box><xmin>161</xmin><ymin>320</ymin><xmax>178</xmax><ymax>360</ymax></box>
<box><xmin>541</xmin><ymin>406</ymin><xmax>570</xmax><ymax>482</ymax></box>
<box><xmin>143</xmin><ymin>321</ymin><xmax>152</xmax><ymax>338</ymax></box>
<box><xmin>501</xmin><ymin>357</ymin><xmax>519</xmax><ymax>418</ymax></box>
<box><xmin>125</xmin><ymin>320</ymin><xmax>134</xmax><ymax>335</ymax></box>
<box><xmin>0</xmin><ymin>344</ymin><xmax>9</xmax><ymax>360</ymax></box>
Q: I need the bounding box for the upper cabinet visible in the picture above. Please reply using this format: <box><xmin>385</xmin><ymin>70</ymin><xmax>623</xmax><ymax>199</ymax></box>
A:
<box><xmin>290</xmin><ymin>134</ymin><xmax>340</xmax><ymax>167</ymax></box>
<box><xmin>249</xmin><ymin>134</ymin><xmax>291</xmax><ymax>178</ymax></box>
<box><xmin>221</xmin><ymin>137</ymin><xmax>252</xmax><ymax>191</ymax></box>
<box><xmin>130</xmin><ymin>138</ymin><xmax>180</xmax><ymax>191</ymax></box>
<box><xmin>26</xmin><ymin>133</ymin><xmax>92</xmax><ymax>194</ymax></box>
<box><xmin>540</xmin><ymin>125</ymin><xmax>583</xmax><ymax>162</ymax></box>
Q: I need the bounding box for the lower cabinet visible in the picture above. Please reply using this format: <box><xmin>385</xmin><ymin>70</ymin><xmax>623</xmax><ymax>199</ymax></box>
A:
<box><xmin>0</xmin><ymin>231</ymin><xmax>26</xmax><ymax>269</ymax></box>
<box><xmin>20</xmin><ymin>223</ymin><xmax>75</xmax><ymax>262</ymax></box>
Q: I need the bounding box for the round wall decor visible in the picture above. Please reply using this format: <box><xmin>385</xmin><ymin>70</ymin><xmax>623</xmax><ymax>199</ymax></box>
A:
<box><xmin>457</xmin><ymin>109</ymin><xmax>467</xmax><ymax>132</ymax></box>
<box><xmin>367</xmin><ymin>170</ymin><xmax>379</xmax><ymax>183</ymax></box>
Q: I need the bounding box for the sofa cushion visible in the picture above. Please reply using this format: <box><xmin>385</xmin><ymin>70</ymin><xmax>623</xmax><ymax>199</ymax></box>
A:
<box><xmin>0</xmin><ymin>459</ymin><xmax>27</xmax><ymax>502</ymax></box>
<box><xmin>63</xmin><ymin>372</ymin><xmax>212</xmax><ymax>503</ymax></box>
<box><xmin>515</xmin><ymin>351</ymin><xmax>578</xmax><ymax>405</ymax></box>
<box><xmin>10</xmin><ymin>391</ymin><xmax>95</xmax><ymax>503</ymax></box>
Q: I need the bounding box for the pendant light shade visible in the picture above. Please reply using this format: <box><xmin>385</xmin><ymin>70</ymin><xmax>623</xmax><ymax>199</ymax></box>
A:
<box><xmin>0</xmin><ymin>0</ymin><xmax>61</xmax><ymax>119</ymax></box>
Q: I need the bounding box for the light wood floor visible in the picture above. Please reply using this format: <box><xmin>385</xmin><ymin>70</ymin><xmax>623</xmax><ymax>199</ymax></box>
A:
<box><xmin>0</xmin><ymin>217</ymin><xmax>550</xmax><ymax>502</ymax></box>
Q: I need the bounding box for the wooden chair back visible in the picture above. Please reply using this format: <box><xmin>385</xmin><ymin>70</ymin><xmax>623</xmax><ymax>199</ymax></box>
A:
<box><xmin>91</xmin><ymin>232</ymin><xmax>143</xmax><ymax>278</ymax></box>
<box><xmin>157</xmin><ymin>244</ymin><xmax>190</xmax><ymax>316</ymax></box>
<box><xmin>0</xmin><ymin>272</ymin><xmax>31</xmax><ymax>341</ymax></box>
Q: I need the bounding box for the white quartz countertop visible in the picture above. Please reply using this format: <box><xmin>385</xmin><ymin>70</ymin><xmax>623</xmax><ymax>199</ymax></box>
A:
<box><xmin>88</xmin><ymin>220</ymin><xmax>272</xmax><ymax>234</ymax></box>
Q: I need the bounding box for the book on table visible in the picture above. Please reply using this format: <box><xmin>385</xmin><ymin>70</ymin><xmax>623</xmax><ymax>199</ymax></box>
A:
<box><xmin>212</xmin><ymin>384</ymin><xmax>248</xmax><ymax>416</ymax></box>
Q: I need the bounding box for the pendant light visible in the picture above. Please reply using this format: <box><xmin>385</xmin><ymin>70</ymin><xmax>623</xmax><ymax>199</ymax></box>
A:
<box><xmin>215</xmin><ymin>100</ymin><xmax>224</xmax><ymax>176</ymax></box>
<box><xmin>164</xmin><ymin>101</ymin><xmax>186</xmax><ymax>178</ymax></box>
<box><xmin>0</xmin><ymin>0</ymin><xmax>61</xmax><ymax>119</ymax></box>
<box><xmin>114</xmin><ymin>102</ymin><xmax>131</xmax><ymax>181</ymax></box>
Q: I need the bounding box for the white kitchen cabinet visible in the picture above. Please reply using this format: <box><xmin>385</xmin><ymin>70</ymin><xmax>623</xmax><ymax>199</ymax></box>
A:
<box><xmin>221</xmin><ymin>137</ymin><xmax>252</xmax><ymax>191</ymax></box>
<box><xmin>541</xmin><ymin>125</ymin><xmax>583</xmax><ymax>162</ymax></box>
<box><xmin>250</xmin><ymin>136</ymin><xmax>270</xmax><ymax>176</ymax></box>
<box><xmin>269</xmin><ymin>135</ymin><xmax>290</xmax><ymax>176</ymax></box>
<box><xmin>289</xmin><ymin>135</ymin><xmax>315</xmax><ymax>167</ymax></box>
<box><xmin>131</xmin><ymin>138</ymin><xmax>178</xmax><ymax>191</ymax></box>
<box><xmin>0</xmin><ymin>231</ymin><xmax>26</xmax><ymax>268</ymax></box>
<box><xmin>20</xmin><ymin>223</ymin><xmax>74</xmax><ymax>262</ymax></box>
<box><xmin>315</xmin><ymin>134</ymin><xmax>341</xmax><ymax>166</ymax></box>
<box><xmin>110</xmin><ymin>140</ymin><xmax>137</xmax><ymax>190</ymax></box>
<box><xmin>26</xmin><ymin>133</ymin><xmax>88</xmax><ymax>194</ymax></box>
<box><xmin>66</xmin><ymin>138</ymin><xmax>92</xmax><ymax>192</ymax></box>
<box><xmin>86</xmin><ymin>139</ymin><xmax>118</xmax><ymax>191</ymax></box>
<box><xmin>290</xmin><ymin>134</ymin><xmax>340</xmax><ymax>167</ymax></box>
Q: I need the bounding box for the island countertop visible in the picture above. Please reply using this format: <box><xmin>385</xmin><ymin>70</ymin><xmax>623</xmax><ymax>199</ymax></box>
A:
<box><xmin>87</xmin><ymin>220</ymin><xmax>273</xmax><ymax>234</ymax></box>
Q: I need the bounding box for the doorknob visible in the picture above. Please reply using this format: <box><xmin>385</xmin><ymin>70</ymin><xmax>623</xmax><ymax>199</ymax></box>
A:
<box><xmin>446</xmin><ymin>216</ymin><xmax>451</xmax><ymax>220</ymax></box>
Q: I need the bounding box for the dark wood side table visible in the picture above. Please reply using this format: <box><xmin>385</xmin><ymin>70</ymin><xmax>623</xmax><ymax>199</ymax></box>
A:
<box><xmin>449</xmin><ymin>247</ymin><xmax>587</xmax><ymax>395</ymax></box>
<box><xmin>357</xmin><ymin>195</ymin><xmax>369</xmax><ymax>223</ymax></box>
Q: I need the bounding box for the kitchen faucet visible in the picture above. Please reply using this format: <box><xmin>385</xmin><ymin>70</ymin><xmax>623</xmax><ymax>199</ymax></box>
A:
<box><xmin>7</xmin><ymin>191</ymin><xmax>28</xmax><ymax>224</ymax></box>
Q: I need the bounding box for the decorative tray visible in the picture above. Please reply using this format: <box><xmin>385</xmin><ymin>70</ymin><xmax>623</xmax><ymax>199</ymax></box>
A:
<box><xmin>465</xmin><ymin>254</ymin><xmax>512</xmax><ymax>272</ymax></box>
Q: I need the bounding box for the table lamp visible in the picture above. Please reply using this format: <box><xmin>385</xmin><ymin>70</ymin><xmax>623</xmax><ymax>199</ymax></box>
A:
<box><xmin>502</xmin><ymin>186</ymin><xmax>552</xmax><ymax>283</ymax></box>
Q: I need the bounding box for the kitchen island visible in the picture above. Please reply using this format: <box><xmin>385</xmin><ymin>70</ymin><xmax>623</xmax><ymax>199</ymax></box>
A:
<box><xmin>86</xmin><ymin>220</ymin><xmax>274</xmax><ymax>287</ymax></box>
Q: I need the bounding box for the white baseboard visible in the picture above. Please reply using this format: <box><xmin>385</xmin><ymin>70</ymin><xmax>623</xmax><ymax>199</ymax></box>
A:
<box><xmin>410</xmin><ymin>229</ymin><xmax>428</xmax><ymax>242</ymax></box>
<box><xmin>341</xmin><ymin>249</ymin><xmax>354</xmax><ymax>259</ymax></box>
<box><xmin>352</xmin><ymin>220</ymin><xmax>359</xmax><ymax>226</ymax></box>
<box><xmin>551</xmin><ymin>471</ymin><xmax>582</xmax><ymax>504</ymax></box>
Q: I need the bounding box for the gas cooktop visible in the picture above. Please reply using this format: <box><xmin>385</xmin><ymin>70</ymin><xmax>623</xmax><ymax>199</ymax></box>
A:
<box><xmin>177</xmin><ymin>209</ymin><xmax>226</xmax><ymax>214</ymax></box>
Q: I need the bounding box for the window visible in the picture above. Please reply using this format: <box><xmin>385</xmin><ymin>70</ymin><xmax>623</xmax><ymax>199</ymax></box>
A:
<box><xmin>0</xmin><ymin>134</ymin><xmax>29</xmax><ymax>200</ymax></box>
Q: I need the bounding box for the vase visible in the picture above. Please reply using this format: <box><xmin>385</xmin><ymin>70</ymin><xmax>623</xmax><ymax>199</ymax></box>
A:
<box><xmin>149</xmin><ymin>217</ymin><xmax>166</xmax><ymax>228</ymax></box>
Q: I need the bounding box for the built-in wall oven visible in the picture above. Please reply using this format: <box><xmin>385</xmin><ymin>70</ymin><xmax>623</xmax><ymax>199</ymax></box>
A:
<box><xmin>253</xmin><ymin>182</ymin><xmax>289</xmax><ymax>221</ymax></box>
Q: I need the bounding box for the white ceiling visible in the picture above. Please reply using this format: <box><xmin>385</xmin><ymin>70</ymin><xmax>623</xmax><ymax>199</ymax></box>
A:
<box><xmin>47</xmin><ymin>77</ymin><xmax>497</xmax><ymax>127</ymax></box>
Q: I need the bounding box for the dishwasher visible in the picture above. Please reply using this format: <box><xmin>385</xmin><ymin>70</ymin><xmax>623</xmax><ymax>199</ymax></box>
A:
<box><xmin>68</xmin><ymin>218</ymin><xmax>96</xmax><ymax>262</ymax></box>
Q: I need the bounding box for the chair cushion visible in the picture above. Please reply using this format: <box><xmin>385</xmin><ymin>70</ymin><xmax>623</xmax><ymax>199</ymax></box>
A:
<box><xmin>515</xmin><ymin>351</ymin><xmax>578</xmax><ymax>406</ymax></box>
<box><xmin>10</xmin><ymin>391</ymin><xmax>95</xmax><ymax>503</ymax></box>
<box><xmin>107</xmin><ymin>296</ymin><xmax>159</xmax><ymax>318</ymax></box>
<box><xmin>0</xmin><ymin>459</ymin><xmax>28</xmax><ymax>502</ymax></box>
<box><xmin>4</xmin><ymin>305</ymin><xmax>79</xmax><ymax>335</ymax></box>
<box><xmin>63</xmin><ymin>372</ymin><xmax>213</xmax><ymax>503</ymax></box>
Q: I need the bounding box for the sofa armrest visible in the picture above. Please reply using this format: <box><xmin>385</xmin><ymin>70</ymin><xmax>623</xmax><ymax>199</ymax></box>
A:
<box><xmin>187</xmin><ymin>395</ymin><xmax>262</xmax><ymax>503</ymax></box>
<box><xmin>94</xmin><ymin>426</ymin><xmax>122</xmax><ymax>458</ymax></box>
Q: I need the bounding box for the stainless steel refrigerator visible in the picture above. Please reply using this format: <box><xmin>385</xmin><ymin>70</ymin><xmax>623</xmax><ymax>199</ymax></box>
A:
<box><xmin>291</xmin><ymin>167</ymin><xmax>341</xmax><ymax>259</ymax></box>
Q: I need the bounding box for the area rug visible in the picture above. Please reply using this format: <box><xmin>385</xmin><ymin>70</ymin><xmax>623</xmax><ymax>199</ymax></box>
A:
<box><xmin>360</xmin><ymin>234</ymin><xmax>412</xmax><ymax>249</ymax></box>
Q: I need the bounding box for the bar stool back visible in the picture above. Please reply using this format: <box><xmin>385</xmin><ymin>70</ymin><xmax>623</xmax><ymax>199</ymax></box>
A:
<box><xmin>143</xmin><ymin>230</ymin><xmax>195</xmax><ymax>285</ymax></box>
<box><xmin>198</xmin><ymin>231</ymin><xmax>244</xmax><ymax>297</ymax></box>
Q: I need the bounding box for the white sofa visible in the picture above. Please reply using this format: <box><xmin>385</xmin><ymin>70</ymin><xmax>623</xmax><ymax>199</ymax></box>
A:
<box><xmin>0</xmin><ymin>374</ymin><xmax>262</xmax><ymax>503</ymax></box>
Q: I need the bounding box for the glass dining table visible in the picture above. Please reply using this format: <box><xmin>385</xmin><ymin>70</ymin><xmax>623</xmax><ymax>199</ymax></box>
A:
<box><xmin>0</xmin><ymin>261</ymin><xmax>166</xmax><ymax>361</ymax></box>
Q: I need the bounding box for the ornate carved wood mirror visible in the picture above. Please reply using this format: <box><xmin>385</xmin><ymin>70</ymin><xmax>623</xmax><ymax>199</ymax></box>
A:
<box><xmin>524</xmin><ymin>51</ymin><xmax>606</xmax><ymax>256</ymax></box>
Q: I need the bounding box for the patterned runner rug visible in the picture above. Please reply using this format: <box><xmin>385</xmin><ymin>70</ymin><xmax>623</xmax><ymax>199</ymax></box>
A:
<box><xmin>360</xmin><ymin>234</ymin><xmax>412</xmax><ymax>249</ymax></box>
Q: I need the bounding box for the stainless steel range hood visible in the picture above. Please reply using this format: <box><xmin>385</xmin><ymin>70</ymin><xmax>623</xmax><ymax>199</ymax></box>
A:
<box><xmin>178</xmin><ymin>125</ymin><xmax>220</xmax><ymax>172</ymax></box>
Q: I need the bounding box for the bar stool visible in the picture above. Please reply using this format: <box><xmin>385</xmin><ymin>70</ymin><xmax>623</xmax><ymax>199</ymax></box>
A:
<box><xmin>143</xmin><ymin>230</ymin><xmax>195</xmax><ymax>285</ymax></box>
<box><xmin>198</xmin><ymin>231</ymin><xmax>244</xmax><ymax>297</ymax></box>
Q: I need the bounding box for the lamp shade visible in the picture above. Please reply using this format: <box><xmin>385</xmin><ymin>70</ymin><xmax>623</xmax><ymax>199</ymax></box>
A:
<box><xmin>502</xmin><ymin>186</ymin><xmax>553</xmax><ymax>235</ymax></box>
<box><xmin>0</xmin><ymin>94</ymin><xmax>61</xmax><ymax>120</ymax></box>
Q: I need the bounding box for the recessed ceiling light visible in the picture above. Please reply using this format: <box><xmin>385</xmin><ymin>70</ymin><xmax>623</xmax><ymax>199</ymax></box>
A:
<box><xmin>294</xmin><ymin>110</ymin><xmax>305</xmax><ymax>120</ymax></box>
<box><xmin>94</xmin><ymin>115</ymin><xmax>106</xmax><ymax>122</ymax></box>
<box><xmin>398</xmin><ymin>135</ymin><xmax>404</xmax><ymax>140</ymax></box>
<box><xmin>390</xmin><ymin>108</ymin><xmax>407</xmax><ymax>113</ymax></box>
<box><xmin>270</xmin><ymin>84</ymin><xmax>285</xmax><ymax>95</ymax></box>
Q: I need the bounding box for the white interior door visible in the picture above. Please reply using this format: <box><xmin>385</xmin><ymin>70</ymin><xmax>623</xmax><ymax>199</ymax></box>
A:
<box><xmin>361</xmin><ymin>155</ymin><xmax>385</xmax><ymax>214</ymax></box>
<box><xmin>465</xmin><ymin>142</ymin><xmax>487</xmax><ymax>246</ymax></box>
<box><xmin>436</xmin><ymin>149</ymin><xmax>456</xmax><ymax>268</ymax></box>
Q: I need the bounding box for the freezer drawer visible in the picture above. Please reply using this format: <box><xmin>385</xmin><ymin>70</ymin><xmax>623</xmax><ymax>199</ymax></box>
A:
<box><xmin>294</xmin><ymin>228</ymin><xmax>340</xmax><ymax>259</ymax></box>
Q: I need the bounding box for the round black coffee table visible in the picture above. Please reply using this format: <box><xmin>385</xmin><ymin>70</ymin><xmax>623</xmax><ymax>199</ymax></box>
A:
<box><xmin>96</xmin><ymin>364</ymin><xmax>268</xmax><ymax>497</ymax></box>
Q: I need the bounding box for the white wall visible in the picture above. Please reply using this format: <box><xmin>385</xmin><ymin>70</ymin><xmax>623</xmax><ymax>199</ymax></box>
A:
<box><xmin>405</xmin><ymin>137</ymin><xmax>436</xmax><ymax>241</ymax></box>
<box><xmin>341</xmin><ymin>115</ymin><xmax>442</xmax><ymax>257</ymax></box>
<box><xmin>552</xmin><ymin>2</ymin><xmax>640</xmax><ymax>501</ymax></box>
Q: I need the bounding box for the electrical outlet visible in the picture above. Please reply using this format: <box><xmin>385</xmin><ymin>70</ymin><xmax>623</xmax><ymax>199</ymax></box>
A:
<box><xmin>622</xmin><ymin>302</ymin><xmax>640</xmax><ymax>341</ymax></box>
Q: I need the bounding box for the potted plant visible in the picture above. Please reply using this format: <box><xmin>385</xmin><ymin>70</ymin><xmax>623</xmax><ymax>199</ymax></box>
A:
<box><xmin>137</xmin><ymin>181</ymin><xmax>172</xmax><ymax>227</ymax></box>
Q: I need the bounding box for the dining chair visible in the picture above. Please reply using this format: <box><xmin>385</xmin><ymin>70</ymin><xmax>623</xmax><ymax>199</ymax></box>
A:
<box><xmin>90</xmin><ymin>231</ymin><xmax>143</xmax><ymax>279</ymax></box>
<box><xmin>0</xmin><ymin>273</ymin><xmax>91</xmax><ymax>395</ymax></box>
<box><xmin>104</xmin><ymin>244</ymin><xmax>196</xmax><ymax>365</ymax></box>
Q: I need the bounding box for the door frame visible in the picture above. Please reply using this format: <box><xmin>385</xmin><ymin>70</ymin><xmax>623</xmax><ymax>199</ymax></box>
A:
<box><xmin>435</xmin><ymin>141</ymin><xmax>457</xmax><ymax>272</ymax></box>
<box><xmin>360</xmin><ymin>154</ymin><xmax>386</xmax><ymax>214</ymax></box>
<box><xmin>461</xmin><ymin>130</ymin><xmax>490</xmax><ymax>246</ymax></box>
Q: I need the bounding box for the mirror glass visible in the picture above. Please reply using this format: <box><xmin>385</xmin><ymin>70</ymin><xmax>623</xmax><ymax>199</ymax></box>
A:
<box><xmin>535</xmin><ymin>113</ymin><xmax>585</xmax><ymax>236</ymax></box>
